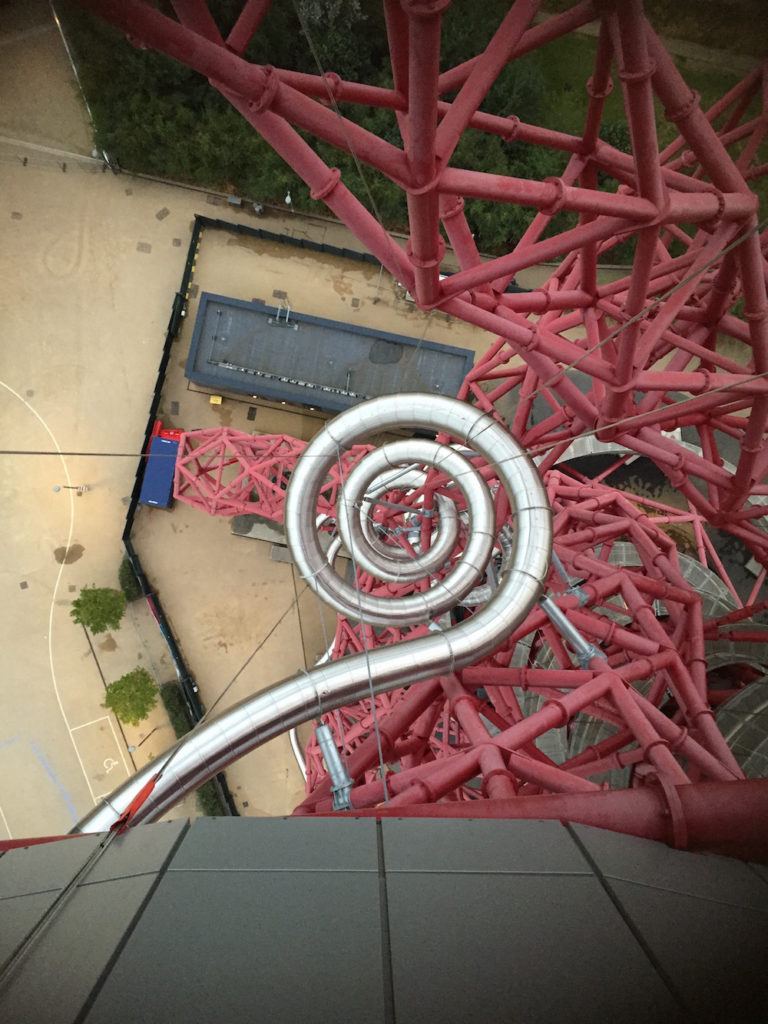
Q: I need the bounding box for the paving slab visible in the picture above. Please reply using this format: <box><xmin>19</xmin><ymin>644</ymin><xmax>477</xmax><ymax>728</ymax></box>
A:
<box><xmin>0</xmin><ymin>0</ymin><xmax>93</xmax><ymax>155</ymax></box>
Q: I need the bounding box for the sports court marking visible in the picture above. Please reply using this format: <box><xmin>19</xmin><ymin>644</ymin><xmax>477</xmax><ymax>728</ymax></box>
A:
<box><xmin>71</xmin><ymin>715</ymin><xmax>111</xmax><ymax>732</ymax></box>
<box><xmin>69</xmin><ymin>718</ymin><xmax>130</xmax><ymax>804</ymax></box>
<box><xmin>0</xmin><ymin>378</ymin><xmax>100</xmax><ymax>808</ymax></box>
<box><xmin>106</xmin><ymin>716</ymin><xmax>131</xmax><ymax>776</ymax></box>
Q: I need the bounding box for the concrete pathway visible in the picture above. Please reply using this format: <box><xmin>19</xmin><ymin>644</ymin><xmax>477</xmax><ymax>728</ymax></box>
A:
<box><xmin>0</xmin><ymin>0</ymin><xmax>94</xmax><ymax>155</ymax></box>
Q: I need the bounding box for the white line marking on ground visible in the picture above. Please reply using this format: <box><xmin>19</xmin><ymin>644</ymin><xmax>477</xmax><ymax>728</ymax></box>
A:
<box><xmin>0</xmin><ymin>803</ymin><xmax>12</xmax><ymax>840</ymax></box>
<box><xmin>0</xmin><ymin>134</ymin><xmax>101</xmax><ymax>164</ymax></box>
<box><xmin>71</xmin><ymin>715</ymin><xmax>112</xmax><ymax>732</ymax></box>
<box><xmin>69</xmin><ymin>718</ymin><xmax>129</xmax><ymax>807</ymax></box>
<box><xmin>107</xmin><ymin>716</ymin><xmax>131</xmax><ymax>776</ymax></box>
<box><xmin>0</xmin><ymin>379</ymin><xmax>98</xmax><ymax>808</ymax></box>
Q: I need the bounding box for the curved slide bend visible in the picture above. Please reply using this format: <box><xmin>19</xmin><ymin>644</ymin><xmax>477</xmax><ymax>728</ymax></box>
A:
<box><xmin>75</xmin><ymin>395</ymin><xmax>551</xmax><ymax>833</ymax></box>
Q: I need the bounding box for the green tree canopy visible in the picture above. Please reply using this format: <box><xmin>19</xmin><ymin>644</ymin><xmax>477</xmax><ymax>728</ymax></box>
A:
<box><xmin>104</xmin><ymin>667</ymin><xmax>158</xmax><ymax>726</ymax></box>
<box><xmin>70</xmin><ymin>586</ymin><xmax>126</xmax><ymax>634</ymax></box>
<box><xmin>60</xmin><ymin>0</ymin><xmax>748</xmax><ymax>259</ymax></box>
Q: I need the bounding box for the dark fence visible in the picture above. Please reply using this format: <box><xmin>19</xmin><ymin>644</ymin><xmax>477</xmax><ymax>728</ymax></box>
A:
<box><xmin>121</xmin><ymin>217</ymin><xmax>236</xmax><ymax>816</ymax></box>
<box><xmin>197</xmin><ymin>213</ymin><xmax>381</xmax><ymax>264</ymax></box>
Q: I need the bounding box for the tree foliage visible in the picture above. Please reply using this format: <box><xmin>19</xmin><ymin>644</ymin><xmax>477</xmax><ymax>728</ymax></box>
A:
<box><xmin>196</xmin><ymin>779</ymin><xmax>227</xmax><ymax>816</ymax></box>
<box><xmin>70</xmin><ymin>586</ymin><xmax>126</xmax><ymax>634</ymax></box>
<box><xmin>59</xmin><ymin>0</ymin><xmax>565</xmax><ymax>255</ymax></box>
<box><xmin>103</xmin><ymin>667</ymin><xmax>158</xmax><ymax>725</ymax></box>
<box><xmin>61</xmin><ymin>0</ymin><xmax>736</xmax><ymax>262</ymax></box>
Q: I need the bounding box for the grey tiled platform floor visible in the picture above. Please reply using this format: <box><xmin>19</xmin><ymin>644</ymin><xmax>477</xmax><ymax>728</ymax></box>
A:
<box><xmin>1</xmin><ymin>817</ymin><xmax>767</xmax><ymax>1024</ymax></box>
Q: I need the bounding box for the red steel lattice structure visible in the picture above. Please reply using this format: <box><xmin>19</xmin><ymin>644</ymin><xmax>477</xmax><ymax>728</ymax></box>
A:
<box><xmin>174</xmin><ymin>428</ymin><xmax>372</xmax><ymax>518</ymax></box>
<box><xmin>80</xmin><ymin>0</ymin><xmax>768</xmax><ymax>852</ymax></box>
<box><xmin>295</xmin><ymin>477</ymin><xmax>753</xmax><ymax>807</ymax></box>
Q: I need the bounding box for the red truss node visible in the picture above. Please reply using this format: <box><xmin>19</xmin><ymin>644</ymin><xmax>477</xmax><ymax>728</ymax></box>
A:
<box><xmin>79</xmin><ymin>0</ymin><xmax>768</xmax><ymax>845</ymax></box>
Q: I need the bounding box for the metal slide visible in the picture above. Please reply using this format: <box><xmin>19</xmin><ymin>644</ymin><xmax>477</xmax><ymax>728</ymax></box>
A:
<box><xmin>75</xmin><ymin>394</ymin><xmax>551</xmax><ymax>832</ymax></box>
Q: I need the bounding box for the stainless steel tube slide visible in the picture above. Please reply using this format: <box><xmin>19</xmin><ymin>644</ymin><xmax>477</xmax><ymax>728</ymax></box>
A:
<box><xmin>75</xmin><ymin>394</ymin><xmax>551</xmax><ymax>832</ymax></box>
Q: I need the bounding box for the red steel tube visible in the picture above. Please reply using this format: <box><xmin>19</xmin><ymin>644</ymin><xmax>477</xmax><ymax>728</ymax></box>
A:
<box><xmin>434</xmin><ymin>0</ymin><xmax>538</xmax><ymax>166</ymax></box>
<box><xmin>328</xmin><ymin>781</ymin><xmax>768</xmax><ymax>863</ymax></box>
<box><xmin>226</xmin><ymin>0</ymin><xmax>271</xmax><ymax>55</ymax></box>
<box><xmin>437</xmin><ymin>1</ymin><xmax>596</xmax><ymax>95</ymax></box>
<box><xmin>171</xmin><ymin>0</ymin><xmax>224</xmax><ymax>43</ymax></box>
<box><xmin>441</xmin><ymin>675</ymin><xmax>516</xmax><ymax>800</ymax></box>
<box><xmin>295</xmin><ymin>678</ymin><xmax>443</xmax><ymax>811</ymax></box>
<box><xmin>402</xmin><ymin>0</ymin><xmax>445</xmax><ymax>306</ymax></box>
<box><xmin>439</xmin><ymin>215</ymin><xmax>635</xmax><ymax>301</ymax></box>
<box><xmin>228</xmin><ymin>101</ymin><xmax>414</xmax><ymax>287</ymax></box>
<box><xmin>438</xmin><ymin>166</ymin><xmax>657</xmax><ymax>219</ymax></box>
<box><xmin>387</xmin><ymin>674</ymin><xmax>613</xmax><ymax>807</ymax></box>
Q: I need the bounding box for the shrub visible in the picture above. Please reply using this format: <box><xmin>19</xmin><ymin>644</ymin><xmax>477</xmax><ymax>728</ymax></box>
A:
<box><xmin>196</xmin><ymin>779</ymin><xmax>227</xmax><ymax>816</ymax></box>
<box><xmin>104</xmin><ymin>667</ymin><xmax>158</xmax><ymax>725</ymax></box>
<box><xmin>160</xmin><ymin>682</ymin><xmax>192</xmax><ymax>738</ymax></box>
<box><xmin>118</xmin><ymin>557</ymin><xmax>143</xmax><ymax>602</ymax></box>
<box><xmin>159</xmin><ymin>684</ymin><xmax>227</xmax><ymax>815</ymax></box>
<box><xmin>70</xmin><ymin>586</ymin><xmax>126</xmax><ymax>634</ymax></box>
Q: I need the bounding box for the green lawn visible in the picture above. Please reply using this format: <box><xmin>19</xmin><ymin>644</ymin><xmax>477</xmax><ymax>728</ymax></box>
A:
<box><xmin>530</xmin><ymin>33</ymin><xmax>743</xmax><ymax>145</ymax></box>
<box><xmin>546</xmin><ymin>0</ymin><xmax>766</xmax><ymax>59</ymax></box>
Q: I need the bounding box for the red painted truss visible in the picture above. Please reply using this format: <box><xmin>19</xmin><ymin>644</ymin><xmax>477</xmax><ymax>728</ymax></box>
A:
<box><xmin>298</xmin><ymin>474</ymin><xmax>767</xmax><ymax>814</ymax></box>
<box><xmin>80</xmin><ymin>0</ymin><xmax>768</xmax><ymax>850</ymax></box>
<box><xmin>174</xmin><ymin>427</ymin><xmax>371</xmax><ymax>519</ymax></box>
<box><xmin>82</xmin><ymin>0</ymin><xmax>768</xmax><ymax>537</ymax></box>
